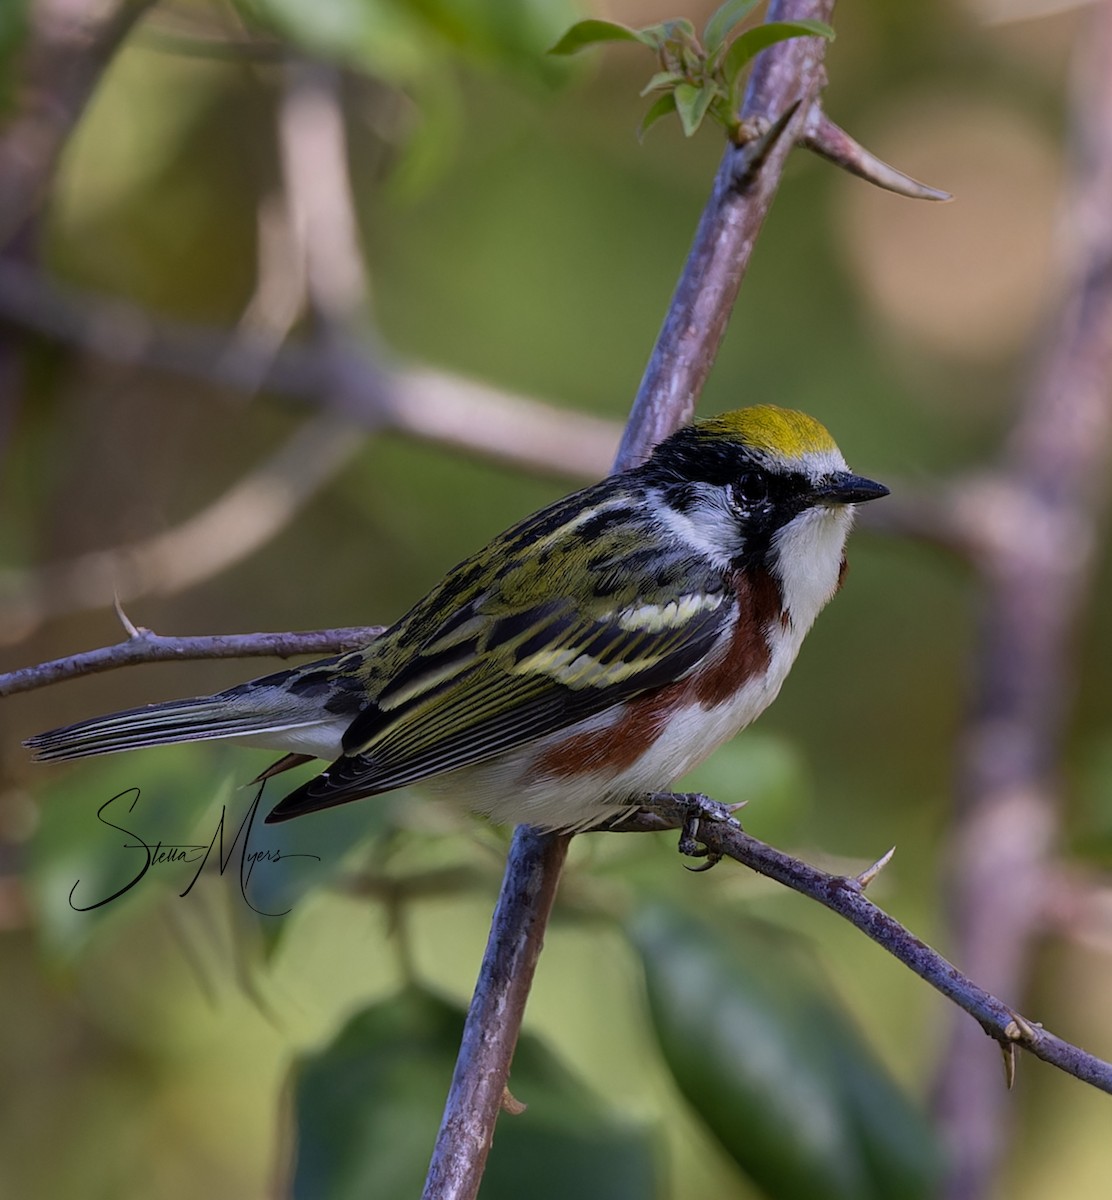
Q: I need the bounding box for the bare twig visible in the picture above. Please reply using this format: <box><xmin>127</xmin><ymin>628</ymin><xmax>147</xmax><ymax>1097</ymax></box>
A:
<box><xmin>0</xmin><ymin>415</ymin><xmax>364</xmax><ymax>644</ymax></box>
<box><xmin>423</xmin><ymin>6</ymin><xmax>837</xmax><ymax>1198</ymax></box>
<box><xmin>0</xmin><ymin>625</ymin><xmax>384</xmax><ymax>697</ymax></box>
<box><xmin>615</xmin><ymin>812</ymin><xmax>1112</xmax><ymax>1093</ymax></box>
<box><xmin>859</xmin><ymin>474</ymin><xmax>1013</xmax><ymax>563</ymax></box>
<box><xmin>216</xmin><ymin>191</ymin><xmax>307</xmax><ymax>392</ymax></box>
<box><xmin>933</xmin><ymin>4</ymin><xmax>1112</xmax><ymax>1195</ymax></box>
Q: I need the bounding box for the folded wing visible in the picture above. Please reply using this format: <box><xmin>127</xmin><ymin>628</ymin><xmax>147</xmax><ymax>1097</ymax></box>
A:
<box><xmin>266</xmin><ymin>578</ymin><xmax>732</xmax><ymax>822</ymax></box>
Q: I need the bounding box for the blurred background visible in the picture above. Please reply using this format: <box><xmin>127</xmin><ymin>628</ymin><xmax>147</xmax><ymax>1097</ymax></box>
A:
<box><xmin>2</xmin><ymin>0</ymin><xmax>1110</xmax><ymax>1197</ymax></box>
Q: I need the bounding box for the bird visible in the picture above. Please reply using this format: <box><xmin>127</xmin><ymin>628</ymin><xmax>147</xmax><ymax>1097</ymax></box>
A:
<box><xmin>25</xmin><ymin>405</ymin><xmax>888</xmax><ymax>845</ymax></box>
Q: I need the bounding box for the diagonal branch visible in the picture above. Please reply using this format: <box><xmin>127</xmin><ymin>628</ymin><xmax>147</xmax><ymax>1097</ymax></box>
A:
<box><xmin>617</xmin><ymin>3</ymin><xmax>835</xmax><ymax>468</ymax></box>
<box><xmin>424</xmin><ymin>5</ymin><xmax>837</xmax><ymax>1198</ymax></box>
<box><xmin>616</xmin><ymin>812</ymin><xmax>1112</xmax><ymax>1093</ymax></box>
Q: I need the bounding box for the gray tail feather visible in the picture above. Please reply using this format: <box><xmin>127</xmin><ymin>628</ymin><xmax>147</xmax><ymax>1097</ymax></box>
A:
<box><xmin>24</xmin><ymin>695</ymin><xmax>298</xmax><ymax>763</ymax></box>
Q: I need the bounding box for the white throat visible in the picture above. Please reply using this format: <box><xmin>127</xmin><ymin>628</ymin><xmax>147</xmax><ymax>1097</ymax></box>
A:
<box><xmin>771</xmin><ymin>503</ymin><xmax>855</xmax><ymax>633</ymax></box>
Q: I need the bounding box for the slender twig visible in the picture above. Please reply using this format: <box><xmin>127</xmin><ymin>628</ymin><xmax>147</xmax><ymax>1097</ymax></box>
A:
<box><xmin>615</xmin><ymin>812</ymin><xmax>1112</xmax><ymax>1093</ymax></box>
<box><xmin>934</xmin><ymin>4</ymin><xmax>1112</xmax><ymax>1195</ymax></box>
<box><xmin>0</xmin><ymin>625</ymin><xmax>383</xmax><ymax>697</ymax></box>
<box><xmin>423</xmin><ymin>6</ymin><xmax>837</xmax><ymax>1198</ymax></box>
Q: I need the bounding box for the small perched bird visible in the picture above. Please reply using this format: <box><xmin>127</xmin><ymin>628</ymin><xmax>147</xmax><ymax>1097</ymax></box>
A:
<box><xmin>26</xmin><ymin>406</ymin><xmax>887</xmax><ymax>840</ymax></box>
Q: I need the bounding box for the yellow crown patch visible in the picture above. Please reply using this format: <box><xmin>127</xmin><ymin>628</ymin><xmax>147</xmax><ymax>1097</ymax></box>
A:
<box><xmin>695</xmin><ymin>405</ymin><xmax>838</xmax><ymax>459</ymax></box>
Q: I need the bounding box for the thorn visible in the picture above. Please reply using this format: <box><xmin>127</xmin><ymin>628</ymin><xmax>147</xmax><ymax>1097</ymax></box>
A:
<box><xmin>1003</xmin><ymin>1011</ymin><xmax>1038</xmax><ymax>1043</ymax></box>
<box><xmin>855</xmin><ymin>846</ymin><xmax>896</xmax><ymax>890</ymax></box>
<box><xmin>800</xmin><ymin>108</ymin><xmax>952</xmax><ymax>202</ymax></box>
<box><xmin>1001</xmin><ymin>1040</ymin><xmax>1018</xmax><ymax>1090</ymax></box>
<box><xmin>113</xmin><ymin>593</ymin><xmax>144</xmax><ymax>639</ymax></box>
<box><xmin>731</xmin><ymin>99</ymin><xmax>803</xmax><ymax>189</ymax></box>
<box><xmin>501</xmin><ymin>1086</ymin><xmax>527</xmax><ymax>1116</ymax></box>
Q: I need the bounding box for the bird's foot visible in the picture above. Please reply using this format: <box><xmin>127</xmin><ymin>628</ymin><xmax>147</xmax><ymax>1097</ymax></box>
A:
<box><xmin>640</xmin><ymin>791</ymin><xmax>743</xmax><ymax>871</ymax></box>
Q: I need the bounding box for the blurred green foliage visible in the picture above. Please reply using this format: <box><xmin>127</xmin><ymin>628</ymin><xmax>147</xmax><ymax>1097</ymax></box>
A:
<box><xmin>2</xmin><ymin>1</ymin><xmax>1109</xmax><ymax>1199</ymax></box>
<box><xmin>0</xmin><ymin>0</ymin><xmax>29</xmax><ymax>113</ymax></box>
<box><xmin>292</xmin><ymin>985</ymin><xmax>658</xmax><ymax>1199</ymax></box>
<box><xmin>633</xmin><ymin>904</ymin><xmax>940</xmax><ymax>1200</ymax></box>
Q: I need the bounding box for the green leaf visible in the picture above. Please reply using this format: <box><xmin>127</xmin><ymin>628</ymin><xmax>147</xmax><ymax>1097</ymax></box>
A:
<box><xmin>399</xmin><ymin>0</ymin><xmax>586</xmax><ymax>84</ymax></box>
<box><xmin>637</xmin><ymin>92</ymin><xmax>677</xmax><ymax>141</ymax></box>
<box><xmin>660</xmin><ymin>17</ymin><xmax>697</xmax><ymax>40</ymax></box>
<box><xmin>634</xmin><ymin>18</ymin><xmax>696</xmax><ymax>51</ymax></box>
<box><xmin>631</xmin><ymin>905</ymin><xmax>941</xmax><ymax>1200</ymax></box>
<box><xmin>238</xmin><ymin>0</ymin><xmax>432</xmax><ymax>80</ymax></box>
<box><xmin>723</xmin><ymin>19</ymin><xmax>835</xmax><ymax>86</ymax></box>
<box><xmin>548</xmin><ymin>18</ymin><xmax>642</xmax><ymax>55</ymax></box>
<box><xmin>703</xmin><ymin>0</ymin><xmax>764</xmax><ymax>53</ymax></box>
<box><xmin>289</xmin><ymin>986</ymin><xmax>658</xmax><ymax>1200</ymax></box>
<box><xmin>639</xmin><ymin>70</ymin><xmax>684</xmax><ymax>96</ymax></box>
<box><xmin>673</xmin><ymin>81</ymin><xmax>717</xmax><ymax>138</ymax></box>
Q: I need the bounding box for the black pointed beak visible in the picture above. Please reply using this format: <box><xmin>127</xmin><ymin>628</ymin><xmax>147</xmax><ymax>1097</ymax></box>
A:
<box><xmin>816</xmin><ymin>472</ymin><xmax>890</xmax><ymax>506</ymax></box>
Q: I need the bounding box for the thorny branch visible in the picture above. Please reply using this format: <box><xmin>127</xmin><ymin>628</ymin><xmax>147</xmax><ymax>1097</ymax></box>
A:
<box><xmin>617</xmin><ymin>810</ymin><xmax>1112</xmax><ymax>1094</ymax></box>
<box><xmin>615</xmin><ymin>3</ymin><xmax>833</xmax><ymax>466</ymax></box>
<box><xmin>426</xmin><ymin>5</ymin><xmax>842</xmax><ymax>1199</ymax></box>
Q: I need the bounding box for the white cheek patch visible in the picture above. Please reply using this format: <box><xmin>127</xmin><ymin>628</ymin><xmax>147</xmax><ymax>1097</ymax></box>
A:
<box><xmin>652</xmin><ymin>487</ymin><xmax>741</xmax><ymax>569</ymax></box>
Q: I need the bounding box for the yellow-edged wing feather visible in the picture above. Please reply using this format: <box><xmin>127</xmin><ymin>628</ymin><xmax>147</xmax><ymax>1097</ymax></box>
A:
<box><xmin>266</xmin><ymin>575</ymin><xmax>733</xmax><ymax>821</ymax></box>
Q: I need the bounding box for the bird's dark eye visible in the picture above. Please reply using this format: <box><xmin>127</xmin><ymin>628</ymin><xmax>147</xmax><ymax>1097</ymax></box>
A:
<box><xmin>731</xmin><ymin>471</ymin><xmax>768</xmax><ymax>508</ymax></box>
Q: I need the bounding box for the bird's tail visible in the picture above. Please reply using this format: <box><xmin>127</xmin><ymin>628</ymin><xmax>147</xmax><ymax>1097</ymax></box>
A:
<box><xmin>24</xmin><ymin>684</ymin><xmax>333</xmax><ymax>764</ymax></box>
